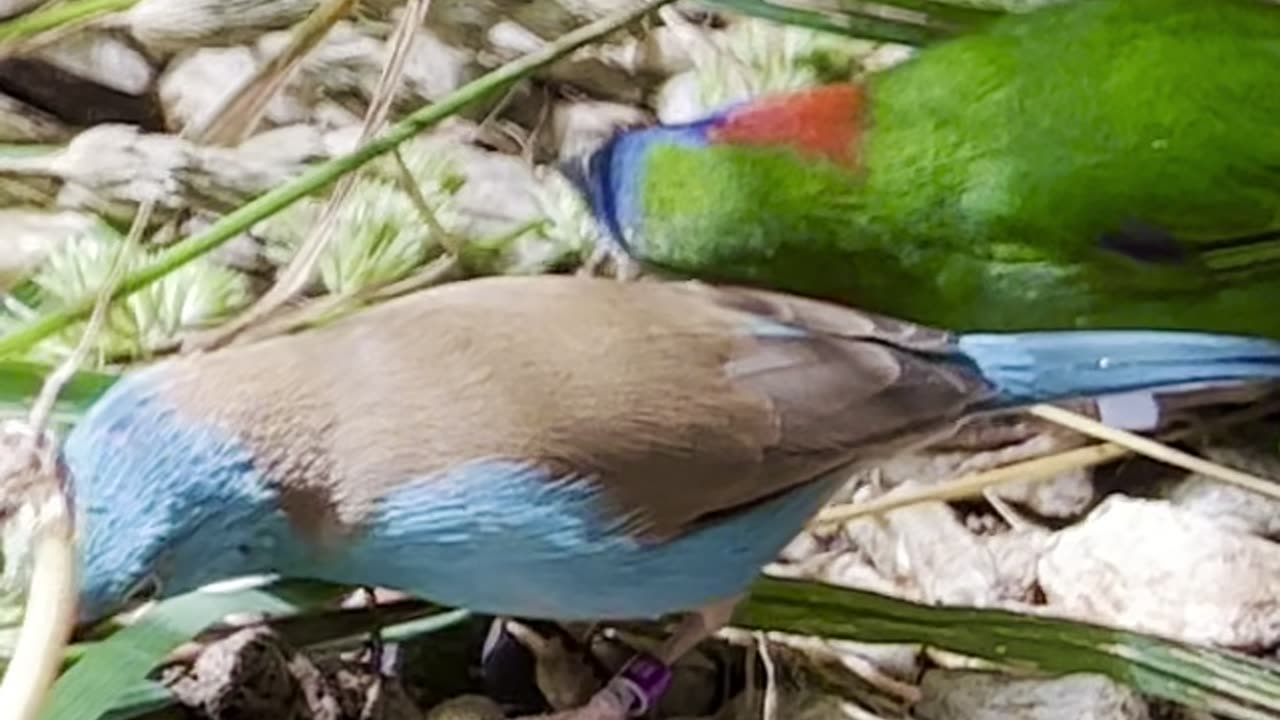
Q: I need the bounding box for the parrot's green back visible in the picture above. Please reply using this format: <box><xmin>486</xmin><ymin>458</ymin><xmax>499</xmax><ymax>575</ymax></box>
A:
<box><xmin>581</xmin><ymin>0</ymin><xmax>1280</xmax><ymax>335</ymax></box>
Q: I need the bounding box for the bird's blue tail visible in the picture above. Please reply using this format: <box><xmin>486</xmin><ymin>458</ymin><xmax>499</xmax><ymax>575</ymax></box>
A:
<box><xmin>956</xmin><ymin>330</ymin><xmax>1280</xmax><ymax>408</ymax></box>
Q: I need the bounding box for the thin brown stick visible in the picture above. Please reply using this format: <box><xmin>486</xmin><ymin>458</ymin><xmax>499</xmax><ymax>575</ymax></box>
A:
<box><xmin>1027</xmin><ymin>403</ymin><xmax>1280</xmax><ymax>499</ymax></box>
<box><xmin>0</xmin><ymin>188</ymin><xmax>155</xmax><ymax>720</ymax></box>
<box><xmin>191</xmin><ymin>0</ymin><xmax>434</xmax><ymax>351</ymax></box>
<box><xmin>815</xmin><ymin>399</ymin><xmax>1280</xmax><ymax>527</ymax></box>
<box><xmin>191</xmin><ymin>0</ymin><xmax>359</xmax><ymax>146</ymax></box>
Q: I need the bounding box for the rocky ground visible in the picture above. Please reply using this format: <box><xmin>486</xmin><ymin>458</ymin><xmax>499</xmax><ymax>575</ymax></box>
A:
<box><xmin>2</xmin><ymin>1</ymin><xmax>1279</xmax><ymax>718</ymax></box>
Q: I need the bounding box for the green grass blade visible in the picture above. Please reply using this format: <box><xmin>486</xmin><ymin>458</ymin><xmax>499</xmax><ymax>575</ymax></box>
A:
<box><xmin>738</xmin><ymin>577</ymin><xmax>1280</xmax><ymax>720</ymax></box>
<box><xmin>0</xmin><ymin>0</ymin><xmax>140</xmax><ymax>44</ymax></box>
<box><xmin>0</xmin><ymin>362</ymin><xmax>117</xmax><ymax>418</ymax></box>
<box><xmin>0</xmin><ymin>145</ymin><xmax>61</xmax><ymax>159</ymax></box>
<box><xmin>99</xmin><ymin>682</ymin><xmax>170</xmax><ymax>720</ymax></box>
<box><xmin>40</xmin><ymin>582</ymin><xmax>347</xmax><ymax>720</ymax></box>
<box><xmin>94</xmin><ymin>605</ymin><xmax>470</xmax><ymax>720</ymax></box>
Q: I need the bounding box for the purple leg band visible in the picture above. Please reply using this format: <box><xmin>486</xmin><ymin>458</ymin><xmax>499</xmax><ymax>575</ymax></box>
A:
<box><xmin>607</xmin><ymin>652</ymin><xmax>673</xmax><ymax>717</ymax></box>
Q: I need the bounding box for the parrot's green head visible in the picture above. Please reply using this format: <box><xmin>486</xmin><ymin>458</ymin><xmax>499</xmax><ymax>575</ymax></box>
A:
<box><xmin>560</xmin><ymin>117</ymin><xmax>722</xmax><ymax>259</ymax></box>
<box><xmin>561</xmin><ymin>85</ymin><xmax>869</xmax><ymax>267</ymax></box>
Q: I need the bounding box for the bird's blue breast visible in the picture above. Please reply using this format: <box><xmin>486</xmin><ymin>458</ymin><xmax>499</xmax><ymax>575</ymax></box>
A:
<box><xmin>314</xmin><ymin>459</ymin><xmax>841</xmax><ymax>620</ymax></box>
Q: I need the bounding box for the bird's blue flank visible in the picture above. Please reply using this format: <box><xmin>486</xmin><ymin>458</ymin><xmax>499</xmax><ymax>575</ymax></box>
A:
<box><xmin>317</xmin><ymin>459</ymin><xmax>843</xmax><ymax>621</ymax></box>
<box><xmin>586</xmin><ymin>115</ymin><xmax>725</xmax><ymax>255</ymax></box>
<box><xmin>956</xmin><ymin>330</ymin><xmax>1280</xmax><ymax>407</ymax></box>
<box><xmin>64</xmin><ymin>369</ymin><xmax>292</xmax><ymax>623</ymax></box>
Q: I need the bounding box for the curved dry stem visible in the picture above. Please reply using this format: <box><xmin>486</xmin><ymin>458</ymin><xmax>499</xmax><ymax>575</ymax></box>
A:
<box><xmin>815</xmin><ymin>398</ymin><xmax>1280</xmax><ymax>527</ymax></box>
<box><xmin>813</xmin><ymin>441</ymin><xmax>1126</xmax><ymax>527</ymax></box>
<box><xmin>191</xmin><ymin>0</ymin><xmax>358</xmax><ymax>145</ymax></box>
<box><xmin>0</xmin><ymin>423</ymin><xmax>78</xmax><ymax>720</ymax></box>
<box><xmin>1027</xmin><ymin>403</ymin><xmax>1280</xmax><ymax>500</ymax></box>
<box><xmin>196</xmin><ymin>0</ymin><xmax>434</xmax><ymax>351</ymax></box>
<box><xmin>0</xmin><ymin>184</ymin><xmax>148</xmax><ymax>720</ymax></box>
<box><xmin>0</xmin><ymin>494</ymin><xmax>76</xmax><ymax>720</ymax></box>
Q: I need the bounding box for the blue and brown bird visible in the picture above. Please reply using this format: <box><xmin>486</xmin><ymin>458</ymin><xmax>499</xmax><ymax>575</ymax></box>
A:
<box><xmin>64</xmin><ymin>275</ymin><xmax>1280</xmax><ymax>719</ymax></box>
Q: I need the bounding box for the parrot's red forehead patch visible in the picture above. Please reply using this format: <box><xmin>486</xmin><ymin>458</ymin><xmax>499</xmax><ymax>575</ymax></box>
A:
<box><xmin>709</xmin><ymin>84</ymin><xmax>867</xmax><ymax>168</ymax></box>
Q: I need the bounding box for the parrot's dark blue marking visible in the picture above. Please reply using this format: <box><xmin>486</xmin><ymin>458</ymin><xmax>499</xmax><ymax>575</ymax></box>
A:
<box><xmin>1099</xmin><ymin>222</ymin><xmax>1190</xmax><ymax>265</ymax></box>
<box><xmin>564</xmin><ymin>115</ymin><xmax>724</xmax><ymax>255</ymax></box>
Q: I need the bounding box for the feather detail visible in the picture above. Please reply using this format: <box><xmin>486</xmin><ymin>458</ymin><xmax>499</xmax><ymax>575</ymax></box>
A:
<box><xmin>709</xmin><ymin>84</ymin><xmax>868</xmax><ymax>168</ymax></box>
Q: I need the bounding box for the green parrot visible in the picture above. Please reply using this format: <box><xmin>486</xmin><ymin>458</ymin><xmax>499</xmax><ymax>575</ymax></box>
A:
<box><xmin>563</xmin><ymin>0</ymin><xmax>1280</xmax><ymax>336</ymax></box>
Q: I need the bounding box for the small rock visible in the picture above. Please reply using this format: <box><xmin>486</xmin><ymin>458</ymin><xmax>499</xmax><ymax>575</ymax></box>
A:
<box><xmin>984</xmin><ymin>528</ymin><xmax>1050</xmax><ymax>603</ymax></box>
<box><xmin>996</xmin><ymin>466</ymin><xmax>1094</xmax><ymax>519</ymax></box>
<box><xmin>122</xmin><ymin>0</ymin><xmax>319</xmax><ymax>56</ymax></box>
<box><xmin>257</xmin><ymin>23</ymin><xmax>478</xmax><ymax>116</ymax></box>
<box><xmin>0</xmin><ymin>93</ymin><xmax>71</xmax><ymax>143</ymax></box>
<box><xmin>160</xmin><ymin>46</ymin><xmax>307</xmax><ymax>130</ymax></box>
<box><xmin>422</xmin><ymin>0</ymin><xmax>509</xmax><ymax>48</ymax></box>
<box><xmin>654</xmin><ymin>70</ymin><xmax>706</xmax><ymax>124</ymax></box>
<box><xmin>487</xmin><ymin>20</ymin><xmax>646</xmax><ymax>105</ymax></box>
<box><xmin>392</xmin><ymin>28</ymin><xmax>480</xmax><ymax>107</ymax></box>
<box><xmin>0</xmin><ymin>0</ymin><xmax>46</xmax><ymax>20</ymax></box>
<box><xmin>1038</xmin><ymin>496</ymin><xmax>1280</xmax><ymax>648</ymax></box>
<box><xmin>845</xmin><ymin>499</ymin><xmax>999</xmax><ymax>605</ymax></box>
<box><xmin>914</xmin><ymin>671</ymin><xmax>1149</xmax><ymax>720</ymax></box>
<box><xmin>434</xmin><ymin>142</ymin><xmax>544</xmax><ymax>240</ymax></box>
<box><xmin>42</xmin><ymin>123</ymin><xmax>326</xmax><ymax>216</ymax></box>
<box><xmin>549</xmin><ymin>100</ymin><xmax>650</xmax><ymax>161</ymax></box>
<box><xmin>316</xmin><ymin>655</ymin><xmax>426</xmax><ymax>720</ymax></box>
<box><xmin>32</xmin><ymin>32</ymin><xmax>154</xmax><ymax>96</ymax></box>
<box><xmin>0</xmin><ymin>210</ymin><xmax>95</xmax><ymax>292</ymax></box>
<box><xmin>837</xmin><ymin>423</ymin><xmax>1096</xmax><ymax>520</ymax></box>
<box><xmin>795</xmin><ymin>549</ymin><xmax>906</xmax><ymax>599</ymax></box>
<box><xmin>842</xmin><ymin>489</ymin><xmax>1042</xmax><ymax>607</ymax></box>
<box><xmin>859</xmin><ymin>43</ymin><xmax>916</xmax><ymax>73</ymax></box>
<box><xmin>1165</xmin><ymin>431</ymin><xmax>1280</xmax><ymax>538</ymax></box>
<box><xmin>167</xmin><ymin>627</ymin><xmax>340</xmax><ymax>719</ymax></box>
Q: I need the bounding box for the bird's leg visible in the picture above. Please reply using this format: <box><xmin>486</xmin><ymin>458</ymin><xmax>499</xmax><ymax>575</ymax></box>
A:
<box><xmin>514</xmin><ymin>596</ymin><xmax>741</xmax><ymax>720</ymax></box>
<box><xmin>358</xmin><ymin>586</ymin><xmax>385</xmax><ymax>675</ymax></box>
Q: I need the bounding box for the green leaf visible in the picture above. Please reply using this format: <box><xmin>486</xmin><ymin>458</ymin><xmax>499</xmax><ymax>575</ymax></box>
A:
<box><xmin>0</xmin><ymin>145</ymin><xmax>61</xmax><ymax>160</ymax></box>
<box><xmin>0</xmin><ymin>362</ymin><xmax>117</xmax><ymax>419</ymax></box>
<box><xmin>41</xmin><ymin>581</ymin><xmax>345</xmax><ymax>720</ymax></box>
<box><xmin>738</xmin><ymin>577</ymin><xmax>1280</xmax><ymax>720</ymax></box>
<box><xmin>0</xmin><ymin>0</ymin><xmax>140</xmax><ymax>44</ymax></box>
<box><xmin>44</xmin><ymin>580</ymin><xmax>466</xmax><ymax>720</ymax></box>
